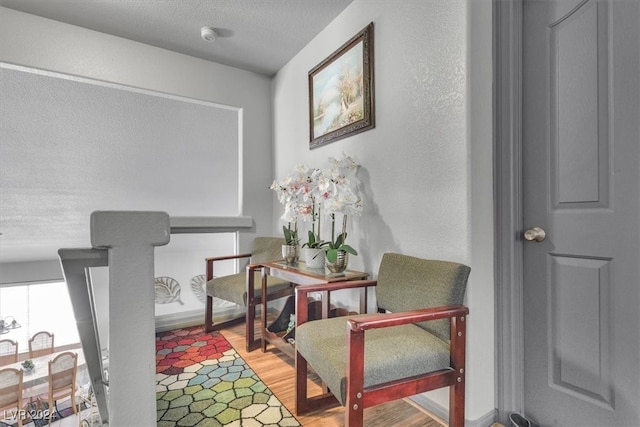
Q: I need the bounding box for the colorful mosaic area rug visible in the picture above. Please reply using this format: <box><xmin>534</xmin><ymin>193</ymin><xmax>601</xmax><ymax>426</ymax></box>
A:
<box><xmin>156</xmin><ymin>326</ymin><xmax>300</xmax><ymax>427</ymax></box>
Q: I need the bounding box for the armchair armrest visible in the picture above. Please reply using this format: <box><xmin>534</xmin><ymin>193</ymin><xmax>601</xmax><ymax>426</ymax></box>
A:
<box><xmin>205</xmin><ymin>252</ymin><xmax>252</xmax><ymax>281</ymax></box>
<box><xmin>296</xmin><ymin>279</ymin><xmax>377</xmax><ymax>326</ymax></box>
<box><xmin>348</xmin><ymin>305</ymin><xmax>469</xmax><ymax>332</ymax></box>
<box><xmin>246</xmin><ymin>262</ymin><xmax>265</xmax><ymax>271</ymax></box>
<box><xmin>206</xmin><ymin>253</ymin><xmax>252</xmax><ymax>262</ymax></box>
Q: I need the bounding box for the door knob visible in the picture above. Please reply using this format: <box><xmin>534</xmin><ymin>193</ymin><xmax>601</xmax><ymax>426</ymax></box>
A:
<box><xmin>524</xmin><ymin>226</ymin><xmax>546</xmax><ymax>242</ymax></box>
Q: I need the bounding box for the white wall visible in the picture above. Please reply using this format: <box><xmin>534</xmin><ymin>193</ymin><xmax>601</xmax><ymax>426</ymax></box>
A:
<box><xmin>272</xmin><ymin>0</ymin><xmax>494</xmax><ymax>423</ymax></box>
<box><xmin>0</xmin><ymin>2</ymin><xmax>496</xmax><ymax>422</ymax></box>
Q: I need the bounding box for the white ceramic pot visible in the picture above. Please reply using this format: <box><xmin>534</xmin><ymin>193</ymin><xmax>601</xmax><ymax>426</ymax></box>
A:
<box><xmin>304</xmin><ymin>247</ymin><xmax>325</xmax><ymax>269</ymax></box>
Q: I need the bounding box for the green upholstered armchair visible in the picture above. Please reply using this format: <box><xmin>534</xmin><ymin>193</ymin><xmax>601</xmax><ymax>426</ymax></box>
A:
<box><xmin>204</xmin><ymin>237</ymin><xmax>294</xmax><ymax>351</ymax></box>
<box><xmin>294</xmin><ymin>253</ymin><xmax>471</xmax><ymax>427</ymax></box>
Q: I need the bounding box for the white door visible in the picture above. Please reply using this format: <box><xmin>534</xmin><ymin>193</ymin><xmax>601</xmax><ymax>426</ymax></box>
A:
<box><xmin>522</xmin><ymin>0</ymin><xmax>639</xmax><ymax>425</ymax></box>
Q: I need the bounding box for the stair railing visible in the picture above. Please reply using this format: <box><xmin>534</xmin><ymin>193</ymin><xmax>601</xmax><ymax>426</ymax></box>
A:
<box><xmin>59</xmin><ymin>211</ymin><xmax>252</xmax><ymax>426</ymax></box>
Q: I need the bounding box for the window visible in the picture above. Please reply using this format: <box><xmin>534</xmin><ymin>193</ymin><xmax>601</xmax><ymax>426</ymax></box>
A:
<box><xmin>0</xmin><ymin>281</ymin><xmax>80</xmax><ymax>355</ymax></box>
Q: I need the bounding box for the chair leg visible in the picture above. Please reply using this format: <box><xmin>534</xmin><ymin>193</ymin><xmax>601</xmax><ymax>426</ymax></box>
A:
<box><xmin>246</xmin><ymin>302</ymin><xmax>257</xmax><ymax>352</ymax></box>
<box><xmin>345</xmin><ymin>328</ymin><xmax>365</xmax><ymax>427</ymax></box>
<box><xmin>449</xmin><ymin>380</ymin><xmax>465</xmax><ymax>427</ymax></box>
<box><xmin>295</xmin><ymin>349</ymin><xmax>309</xmax><ymax>415</ymax></box>
<box><xmin>449</xmin><ymin>314</ymin><xmax>466</xmax><ymax>427</ymax></box>
<box><xmin>204</xmin><ymin>295</ymin><xmax>214</xmax><ymax>332</ymax></box>
<box><xmin>346</xmin><ymin>398</ymin><xmax>364</xmax><ymax>427</ymax></box>
<box><xmin>48</xmin><ymin>397</ymin><xmax>54</xmax><ymax>426</ymax></box>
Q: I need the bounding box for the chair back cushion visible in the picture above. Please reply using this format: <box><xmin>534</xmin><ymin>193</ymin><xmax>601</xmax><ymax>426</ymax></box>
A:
<box><xmin>376</xmin><ymin>253</ymin><xmax>471</xmax><ymax>341</ymax></box>
<box><xmin>251</xmin><ymin>237</ymin><xmax>285</xmax><ymax>263</ymax></box>
<box><xmin>207</xmin><ymin>237</ymin><xmax>288</xmax><ymax>306</ymax></box>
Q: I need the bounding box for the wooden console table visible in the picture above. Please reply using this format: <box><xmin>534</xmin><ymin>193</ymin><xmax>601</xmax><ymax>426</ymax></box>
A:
<box><xmin>250</xmin><ymin>261</ymin><xmax>370</xmax><ymax>357</ymax></box>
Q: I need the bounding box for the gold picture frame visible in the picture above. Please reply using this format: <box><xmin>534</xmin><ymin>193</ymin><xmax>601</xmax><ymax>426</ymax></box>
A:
<box><xmin>309</xmin><ymin>22</ymin><xmax>375</xmax><ymax>149</ymax></box>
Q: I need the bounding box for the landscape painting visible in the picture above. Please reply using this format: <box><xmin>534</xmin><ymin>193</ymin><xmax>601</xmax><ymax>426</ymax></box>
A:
<box><xmin>309</xmin><ymin>23</ymin><xmax>374</xmax><ymax>149</ymax></box>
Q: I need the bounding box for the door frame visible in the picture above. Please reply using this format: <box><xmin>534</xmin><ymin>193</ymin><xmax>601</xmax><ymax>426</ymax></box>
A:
<box><xmin>494</xmin><ymin>0</ymin><xmax>525</xmax><ymax>422</ymax></box>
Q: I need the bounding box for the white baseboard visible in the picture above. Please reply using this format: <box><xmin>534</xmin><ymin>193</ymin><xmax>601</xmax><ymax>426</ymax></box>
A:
<box><xmin>154</xmin><ymin>305</ymin><xmax>275</xmax><ymax>333</ymax></box>
<box><xmin>154</xmin><ymin>306</ymin><xmax>245</xmax><ymax>332</ymax></box>
<box><xmin>408</xmin><ymin>395</ymin><xmax>497</xmax><ymax>427</ymax></box>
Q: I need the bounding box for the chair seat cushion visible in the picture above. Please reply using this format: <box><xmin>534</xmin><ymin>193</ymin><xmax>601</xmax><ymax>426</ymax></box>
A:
<box><xmin>296</xmin><ymin>315</ymin><xmax>451</xmax><ymax>405</ymax></box>
<box><xmin>206</xmin><ymin>272</ymin><xmax>290</xmax><ymax>307</ymax></box>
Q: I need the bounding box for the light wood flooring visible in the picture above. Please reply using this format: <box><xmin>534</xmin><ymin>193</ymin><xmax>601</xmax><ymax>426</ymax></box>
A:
<box><xmin>219</xmin><ymin>317</ymin><xmax>445</xmax><ymax>427</ymax></box>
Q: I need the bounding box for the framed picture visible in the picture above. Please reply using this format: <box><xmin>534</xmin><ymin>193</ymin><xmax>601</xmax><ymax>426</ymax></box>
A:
<box><xmin>309</xmin><ymin>22</ymin><xmax>375</xmax><ymax>149</ymax></box>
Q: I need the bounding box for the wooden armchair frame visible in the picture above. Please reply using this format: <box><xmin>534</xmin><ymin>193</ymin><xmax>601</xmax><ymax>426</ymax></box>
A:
<box><xmin>204</xmin><ymin>253</ymin><xmax>293</xmax><ymax>352</ymax></box>
<box><xmin>204</xmin><ymin>251</ymin><xmax>251</xmax><ymax>332</ymax></box>
<box><xmin>295</xmin><ymin>279</ymin><xmax>469</xmax><ymax>427</ymax></box>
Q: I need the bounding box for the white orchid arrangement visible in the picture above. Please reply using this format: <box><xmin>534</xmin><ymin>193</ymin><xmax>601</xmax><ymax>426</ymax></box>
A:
<box><xmin>270</xmin><ymin>153</ymin><xmax>363</xmax><ymax>261</ymax></box>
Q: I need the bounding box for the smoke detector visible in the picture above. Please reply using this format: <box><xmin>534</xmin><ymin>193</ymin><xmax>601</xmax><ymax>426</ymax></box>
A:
<box><xmin>201</xmin><ymin>27</ymin><xmax>218</xmax><ymax>42</ymax></box>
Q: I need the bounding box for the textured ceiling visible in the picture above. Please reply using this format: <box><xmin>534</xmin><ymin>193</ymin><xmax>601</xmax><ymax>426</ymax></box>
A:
<box><xmin>0</xmin><ymin>0</ymin><xmax>353</xmax><ymax>76</ymax></box>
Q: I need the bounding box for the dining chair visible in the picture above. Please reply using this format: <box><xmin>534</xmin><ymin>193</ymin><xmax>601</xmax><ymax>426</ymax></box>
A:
<box><xmin>37</xmin><ymin>351</ymin><xmax>78</xmax><ymax>425</ymax></box>
<box><xmin>29</xmin><ymin>331</ymin><xmax>55</xmax><ymax>359</ymax></box>
<box><xmin>204</xmin><ymin>236</ymin><xmax>294</xmax><ymax>351</ymax></box>
<box><xmin>0</xmin><ymin>339</ymin><xmax>18</xmax><ymax>366</ymax></box>
<box><xmin>0</xmin><ymin>367</ymin><xmax>26</xmax><ymax>427</ymax></box>
<box><xmin>76</xmin><ymin>382</ymin><xmax>98</xmax><ymax>427</ymax></box>
<box><xmin>294</xmin><ymin>253</ymin><xmax>471</xmax><ymax>427</ymax></box>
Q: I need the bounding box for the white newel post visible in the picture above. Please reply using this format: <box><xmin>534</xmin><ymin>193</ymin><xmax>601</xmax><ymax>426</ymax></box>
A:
<box><xmin>91</xmin><ymin>211</ymin><xmax>170</xmax><ymax>426</ymax></box>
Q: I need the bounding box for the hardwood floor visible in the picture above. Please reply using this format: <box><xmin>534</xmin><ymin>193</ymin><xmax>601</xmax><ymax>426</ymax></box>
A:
<box><xmin>218</xmin><ymin>316</ymin><xmax>445</xmax><ymax>427</ymax></box>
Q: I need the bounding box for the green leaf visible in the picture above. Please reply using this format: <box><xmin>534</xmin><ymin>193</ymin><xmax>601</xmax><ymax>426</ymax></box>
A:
<box><xmin>283</xmin><ymin>225</ymin><xmax>298</xmax><ymax>245</ymax></box>
<box><xmin>307</xmin><ymin>230</ymin><xmax>317</xmax><ymax>247</ymax></box>
<box><xmin>326</xmin><ymin>248</ymin><xmax>338</xmax><ymax>263</ymax></box>
<box><xmin>326</xmin><ymin>245</ymin><xmax>358</xmax><ymax>263</ymax></box>
<box><xmin>303</xmin><ymin>231</ymin><xmax>325</xmax><ymax>248</ymax></box>
<box><xmin>332</xmin><ymin>232</ymin><xmax>346</xmax><ymax>248</ymax></box>
<box><xmin>340</xmin><ymin>245</ymin><xmax>358</xmax><ymax>256</ymax></box>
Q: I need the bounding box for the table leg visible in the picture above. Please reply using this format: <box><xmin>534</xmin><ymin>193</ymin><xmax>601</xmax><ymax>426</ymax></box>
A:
<box><xmin>260</xmin><ymin>267</ymin><xmax>268</xmax><ymax>352</ymax></box>
<box><xmin>246</xmin><ymin>266</ymin><xmax>258</xmax><ymax>352</ymax></box>
<box><xmin>360</xmin><ymin>287</ymin><xmax>367</xmax><ymax>313</ymax></box>
<box><xmin>321</xmin><ymin>290</ymin><xmax>329</xmax><ymax>319</ymax></box>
